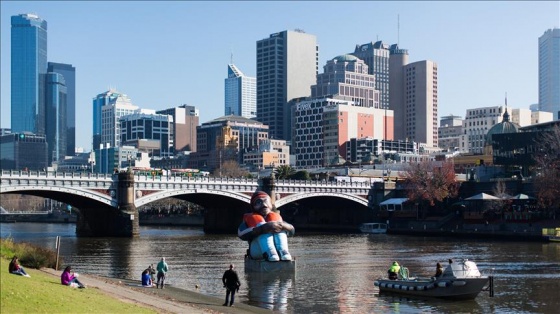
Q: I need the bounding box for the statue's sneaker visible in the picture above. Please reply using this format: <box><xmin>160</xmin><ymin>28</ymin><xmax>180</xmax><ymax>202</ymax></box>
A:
<box><xmin>280</xmin><ymin>251</ymin><xmax>292</xmax><ymax>261</ymax></box>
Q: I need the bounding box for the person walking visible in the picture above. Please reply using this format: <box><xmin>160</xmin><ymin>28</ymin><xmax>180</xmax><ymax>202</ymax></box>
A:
<box><xmin>222</xmin><ymin>264</ymin><xmax>241</xmax><ymax>307</ymax></box>
<box><xmin>156</xmin><ymin>257</ymin><xmax>169</xmax><ymax>289</ymax></box>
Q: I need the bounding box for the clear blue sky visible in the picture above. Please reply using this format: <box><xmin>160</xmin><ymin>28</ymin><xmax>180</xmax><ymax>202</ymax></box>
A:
<box><xmin>1</xmin><ymin>1</ymin><xmax>558</xmax><ymax>150</ymax></box>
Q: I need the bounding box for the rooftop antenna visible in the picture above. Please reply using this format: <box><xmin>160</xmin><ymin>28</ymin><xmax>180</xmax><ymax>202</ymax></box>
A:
<box><xmin>230</xmin><ymin>49</ymin><xmax>233</xmax><ymax>64</ymax></box>
<box><xmin>397</xmin><ymin>14</ymin><xmax>400</xmax><ymax>46</ymax></box>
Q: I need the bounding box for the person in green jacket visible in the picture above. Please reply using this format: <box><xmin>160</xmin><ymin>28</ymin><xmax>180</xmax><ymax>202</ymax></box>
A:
<box><xmin>156</xmin><ymin>257</ymin><xmax>169</xmax><ymax>289</ymax></box>
<box><xmin>388</xmin><ymin>261</ymin><xmax>400</xmax><ymax>280</ymax></box>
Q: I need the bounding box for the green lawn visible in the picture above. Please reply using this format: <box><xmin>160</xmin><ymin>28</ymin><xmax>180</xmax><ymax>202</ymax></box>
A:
<box><xmin>0</xmin><ymin>258</ymin><xmax>156</xmax><ymax>314</ymax></box>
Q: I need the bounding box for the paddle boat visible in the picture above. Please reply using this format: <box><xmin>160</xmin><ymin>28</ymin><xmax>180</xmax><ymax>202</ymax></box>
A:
<box><xmin>374</xmin><ymin>259</ymin><xmax>494</xmax><ymax>300</ymax></box>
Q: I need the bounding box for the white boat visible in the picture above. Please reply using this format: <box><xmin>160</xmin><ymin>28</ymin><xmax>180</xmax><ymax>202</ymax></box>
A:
<box><xmin>374</xmin><ymin>259</ymin><xmax>494</xmax><ymax>300</ymax></box>
<box><xmin>542</xmin><ymin>228</ymin><xmax>560</xmax><ymax>242</ymax></box>
<box><xmin>359</xmin><ymin>222</ymin><xmax>387</xmax><ymax>234</ymax></box>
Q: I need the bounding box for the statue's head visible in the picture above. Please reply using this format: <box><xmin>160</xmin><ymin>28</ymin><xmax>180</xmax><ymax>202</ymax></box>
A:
<box><xmin>250</xmin><ymin>191</ymin><xmax>272</xmax><ymax>216</ymax></box>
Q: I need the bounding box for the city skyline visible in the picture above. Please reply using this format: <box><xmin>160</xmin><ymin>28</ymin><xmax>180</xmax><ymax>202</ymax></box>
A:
<box><xmin>1</xmin><ymin>1</ymin><xmax>558</xmax><ymax>150</ymax></box>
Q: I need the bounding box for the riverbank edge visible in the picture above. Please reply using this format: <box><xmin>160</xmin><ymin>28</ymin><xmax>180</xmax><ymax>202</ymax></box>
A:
<box><xmin>38</xmin><ymin>267</ymin><xmax>271</xmax><ymax>314</ymax></box>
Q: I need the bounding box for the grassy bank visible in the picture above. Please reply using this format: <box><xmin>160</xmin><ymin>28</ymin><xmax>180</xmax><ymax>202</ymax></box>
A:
<box><xmin>0</xmin><ymin>258</ymin><xmax>157</xmax><ymax>313</ymax></box>
<box><xmin>0</xmin><ymin>238</ymin><xmax>157</xmax><ymax>313</ymax></box>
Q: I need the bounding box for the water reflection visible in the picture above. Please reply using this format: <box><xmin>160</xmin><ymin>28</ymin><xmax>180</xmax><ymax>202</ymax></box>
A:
<box><xmin>245</xmin><ymin>271</ymin><xmax>294</xmax><ymax>311</ymax></box>
<box><xmin>2</xmin><ymin>223</ymin><xmax>560</xmax><ymax>313</ymax></box>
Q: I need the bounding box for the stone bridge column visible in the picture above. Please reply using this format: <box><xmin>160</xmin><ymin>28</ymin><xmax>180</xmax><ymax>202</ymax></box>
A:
<box><xmin>116</xmin><ymin>170</ymin><xmax>139</xmax><ymax>237</ymax></box>
<box><xmin>76</xmin><ymin>170</ymin><xmax>139</xmax><ymax>237</ymax></box>
<box><xmin>261</xmin><ymin>172</ymin><xmax>276</xmax><ymax>204</ymax></box>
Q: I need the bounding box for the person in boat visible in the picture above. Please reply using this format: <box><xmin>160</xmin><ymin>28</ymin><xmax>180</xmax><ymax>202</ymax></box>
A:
<box><xmin>238</xmin><ymin>191</ymin><xmax>295</xmax><ymax>261</ymax></box>
<box><xmin>435</xmin><ymin>262</ymin><xmax>444</xmax><ymax>278</ymax></box>
<box><xmin>388</xmin><ymin>261</ymin><xmax>400</xmax><ymax>280</ymax></box>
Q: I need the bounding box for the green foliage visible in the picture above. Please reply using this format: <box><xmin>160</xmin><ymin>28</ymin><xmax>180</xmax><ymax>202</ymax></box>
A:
<box><xmin>0</xmin><ymin>258</ymin><xmax>155</xmax><ymax>314</ymax></box>
<box><xmin>1</xmin><ymin>237</ymin><xmax>61</xmax><ymax>269</ymax></box>
<box><xmin>274</xmin><ymin>165</ymin><xmax>296</xmax><ymax>179</ymax></box>
<box><xmin>291</xmin><ymin>170</ymin><xmax>311</xmax><ymax>181</ymax></box>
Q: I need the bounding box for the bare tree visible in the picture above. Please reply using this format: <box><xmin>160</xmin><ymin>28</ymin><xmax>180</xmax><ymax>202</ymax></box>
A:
<box><xmin>213</xmin><ymin>160</ymin><xmax>249</xmax><ymax>178</ymax></box>
<box><xmin>533</xmin><ymin>125</ymin><xmax>560</xmax><ymax>213</ymax></box>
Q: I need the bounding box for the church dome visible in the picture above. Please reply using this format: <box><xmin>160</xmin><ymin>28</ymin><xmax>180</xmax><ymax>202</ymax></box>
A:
<box><xmin>485</xmin><ymin>108</ymin><xmax>521</xmax><ymax>146</ymax></box>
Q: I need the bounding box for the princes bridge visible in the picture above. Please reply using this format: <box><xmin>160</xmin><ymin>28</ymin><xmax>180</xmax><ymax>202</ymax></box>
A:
<box><xmin>0</xmin><ymin>170</ymin><xmax>388</xmax><ymax>237</ymax></box>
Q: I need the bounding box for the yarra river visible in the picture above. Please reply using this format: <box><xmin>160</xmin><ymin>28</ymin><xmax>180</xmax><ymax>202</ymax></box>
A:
<box><xmin>2</xmin><ymin>223</ymin><xmax>559</xmax><ymax>313</ymax></box>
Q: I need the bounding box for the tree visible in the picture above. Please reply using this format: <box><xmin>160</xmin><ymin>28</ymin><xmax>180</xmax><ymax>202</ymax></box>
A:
<box><xmin>274</xmin><ymin>165</ymin><xmax>296</xmax><ymax>179</ymax></box>
<box><xmin>533</xmin><ymin>125</ymin><xmax>560</xmax><ymax>213</ymax></box>
<box><xmin>404</xmin><ymin>160</ymin><xmax>459</xmax><ymax>208</ymax></box>
<box><xmin>213</xmin><ymin>160</ymin><xmax>249</xmax><ymax>178</ymax></box>
<box><xmin>291</xmin><ymin>170</ymin><xmax>311</xmax><ymax>181</ymax></box>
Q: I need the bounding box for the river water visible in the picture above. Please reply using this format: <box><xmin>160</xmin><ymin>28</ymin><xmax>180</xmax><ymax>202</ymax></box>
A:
<box><xmin>2</xmin><ymin>223</ymin><xmax>559</xmax><ymax>313</ymax></box>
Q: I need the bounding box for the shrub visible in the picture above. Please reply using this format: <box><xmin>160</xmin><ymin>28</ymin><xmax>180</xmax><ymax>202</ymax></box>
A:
<box><xmin>0</xmin><ymin>237</ymin><xmax>62</xmax><ymax>269</ymax></box>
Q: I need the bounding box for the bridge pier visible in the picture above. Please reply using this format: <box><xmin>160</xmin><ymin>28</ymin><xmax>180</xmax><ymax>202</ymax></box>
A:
<box><xmin>76</xmin><ymin>171</ymin><xmax>139</xmax><ymax>237</ymax></box>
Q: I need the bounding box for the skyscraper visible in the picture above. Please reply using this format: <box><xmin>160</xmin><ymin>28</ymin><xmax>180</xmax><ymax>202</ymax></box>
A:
<box><xmin>11</xmin><ymin>13</ymin><xmax>48</xmax><ymax>134</ymax></box>
<box><xmin>256</xmin><ymin>30</ymin><xmax>318</xmax><ymax>140</ymax></box>
<box><xmin>45</xmin><ymin>73</ymin><xmax>67</xmax><ymax>164</ymax></box>
<box><xmin>388</xmin><ymin>44</ymin><xmax>409</xmax><ymax>141</ymax></box>
<box><xmin>538</xmin><ymin>28</ymin><xmax>560</xmax><ymax>120</ymax></box>
<box><xmin>48</xmin><ymin>62</ymin><xmax>76</xmax><ymax>155</ymax></box>
<box><xmin>92</xmin><ymin>90</ymin><xmax>138</xmax><ymax>149</ymax></box>
<box><xmin>402</xmin><ymin>60</ymin><xmax>438</xmax><ymax>148</ymax></box>
<box><xmin>225</xmin><ymin>64</ymin><xmax>256</xmax><ymax>119</ymax></box>
<box><xmin>157</xmin><ymin>104</ymin><xmax>199</xmax><ymax>153</ymax></box>
<box><xmin>351</xmin><ymin>41</ymin><xmax>391</xmax><ymax>109</ymax></box>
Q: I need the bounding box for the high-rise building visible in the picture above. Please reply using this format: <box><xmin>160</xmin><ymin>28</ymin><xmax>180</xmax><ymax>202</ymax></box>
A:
<box><xmin>48</xmin><ymin>62</ymin><xmax>76</xmax><ymax>155</ymax></box>
<box><xmin>402</xmin><ymin>60</ymin><xmax>439</xmax><ymax>148</ymax></box>
<box><xmin>45</xmin><ymin>73</ymin><xmax>67</xmax><ymax>164</ymax></box>
<box><xmin>389</xmin><ymin>43</ymin><xmax>438</xmax><ymax>148</ymax></box>
<box><xmin>256</xmin><ymin>30</ymin><xmax>318</xmax><ymax>140</ymax></box>
<box><xmin>157</xmin><ymin>105</ymin><xmax>199</xmax><ymax>153</ymax></box>
<box><xmin>11</xmin><ymin>13</ymin><xmax>48</xmax><ymax>134</ymax></box>
<box><xmin>389</xmin><ymin>44</ymin><xmax>409</xmax><ymax>141</ymax></box>
<box><xmin>538</xmin><ymin>28</ymin><xmax>560</xmax><ymax>120</ymax></box>
<box><xmin>119</xmin><ymin>109</ymin><xmax>173</xmax><ymax>157</ymax></box>
<box><xmin>438</xmin><ymin>115</ymin><xmax>463</xmax><ymax>152</ymax></box>
<box><xmin>351</xmin><ymin>41</ymin><xmax>391</xmax><ymax>109</ymax></box>
<box><xmin>0</xmin><ymin>133</ymin><xmax>48</xmax><ymax>171</ymax></box>
<box><xmin>92</xmin><ymin>90</ymin><xmax>138</xmax><ymax>150</ymax></box>
<box><xmin>189</xmin><ymin>116</ymin><xmax>268</xmax><ymax>171</ymax></box>
<box><xmin>224</xmin><ymin>64</ymin><xmax>256</xmax><ymax>119</ymax></box>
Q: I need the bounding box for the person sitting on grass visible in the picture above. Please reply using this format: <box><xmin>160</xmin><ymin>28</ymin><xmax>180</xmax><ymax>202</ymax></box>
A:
<box><xmin>61</xmin><ymin>266</ymin><xmax>85</xmax><ymax>288</ymax></box>
<box><xmin>141</xmin><ymin>269</ymin><xmax>154</xmax><ymax>287</ymax></box>
<box><xmin>8</xmin><ymin>256</ymin><xmax>30</xmax><ymax>277</ymax></box>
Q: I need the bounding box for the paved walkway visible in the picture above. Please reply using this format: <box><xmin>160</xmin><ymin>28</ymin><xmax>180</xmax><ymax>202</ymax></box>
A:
<box><xmin>40</xmin><ymin>268</ymin><xmax>270</xmax><ymax>314</ymax></box>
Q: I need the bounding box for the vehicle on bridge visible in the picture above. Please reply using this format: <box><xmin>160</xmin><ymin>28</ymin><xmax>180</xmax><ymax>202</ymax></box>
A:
<box><xmin>169</xmin><ymin>168</ymin><xmax>209</xmax><ymax>177</ymax></box>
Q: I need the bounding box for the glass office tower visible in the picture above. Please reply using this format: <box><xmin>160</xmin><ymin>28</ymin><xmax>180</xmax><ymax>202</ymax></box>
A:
<box><xmin>224</xmin><ymin>64</ymin><xmax>256</xmax><ymax>119</ymax></box>
<box><xmin>11</xmin><ymin>13</ymin><xmax>48</xmax><ymax>134</ymax></box>
<box><xmin>48</xmin><ymin>62</ymin><xmax>76</xmax><ymax>155</ymax></box>
<box><xmin>45</xmin><ymin>73</ymin><xmax>67</xmax><ymax>164</ymax></box>
<box><xmin>538</xmin><ymin>28</ymin><xmax>560</xmax><ymax>120</ymax></box>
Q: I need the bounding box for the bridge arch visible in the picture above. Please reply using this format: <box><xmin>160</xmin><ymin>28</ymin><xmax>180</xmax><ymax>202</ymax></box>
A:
<box><xmin>0</xmin><ymin>185</ymin><xmax>115</xmax><ymax>207</ymax></box>
<box><xmin>135</xmin><ymin>189</ymin><xmax>252</xmax><ymax>208</ymax></box>
<box><xmin>275</xmin><ymin>192</ymin><xmax>369</xmax><ymax>208</ymax></box>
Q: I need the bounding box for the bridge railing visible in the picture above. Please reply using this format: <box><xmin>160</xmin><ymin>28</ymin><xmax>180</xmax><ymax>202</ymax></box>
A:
<box><xmin>1</xmin><ymin>170</ymin><xmax>115</xmax><ymax>180</ymax></box>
